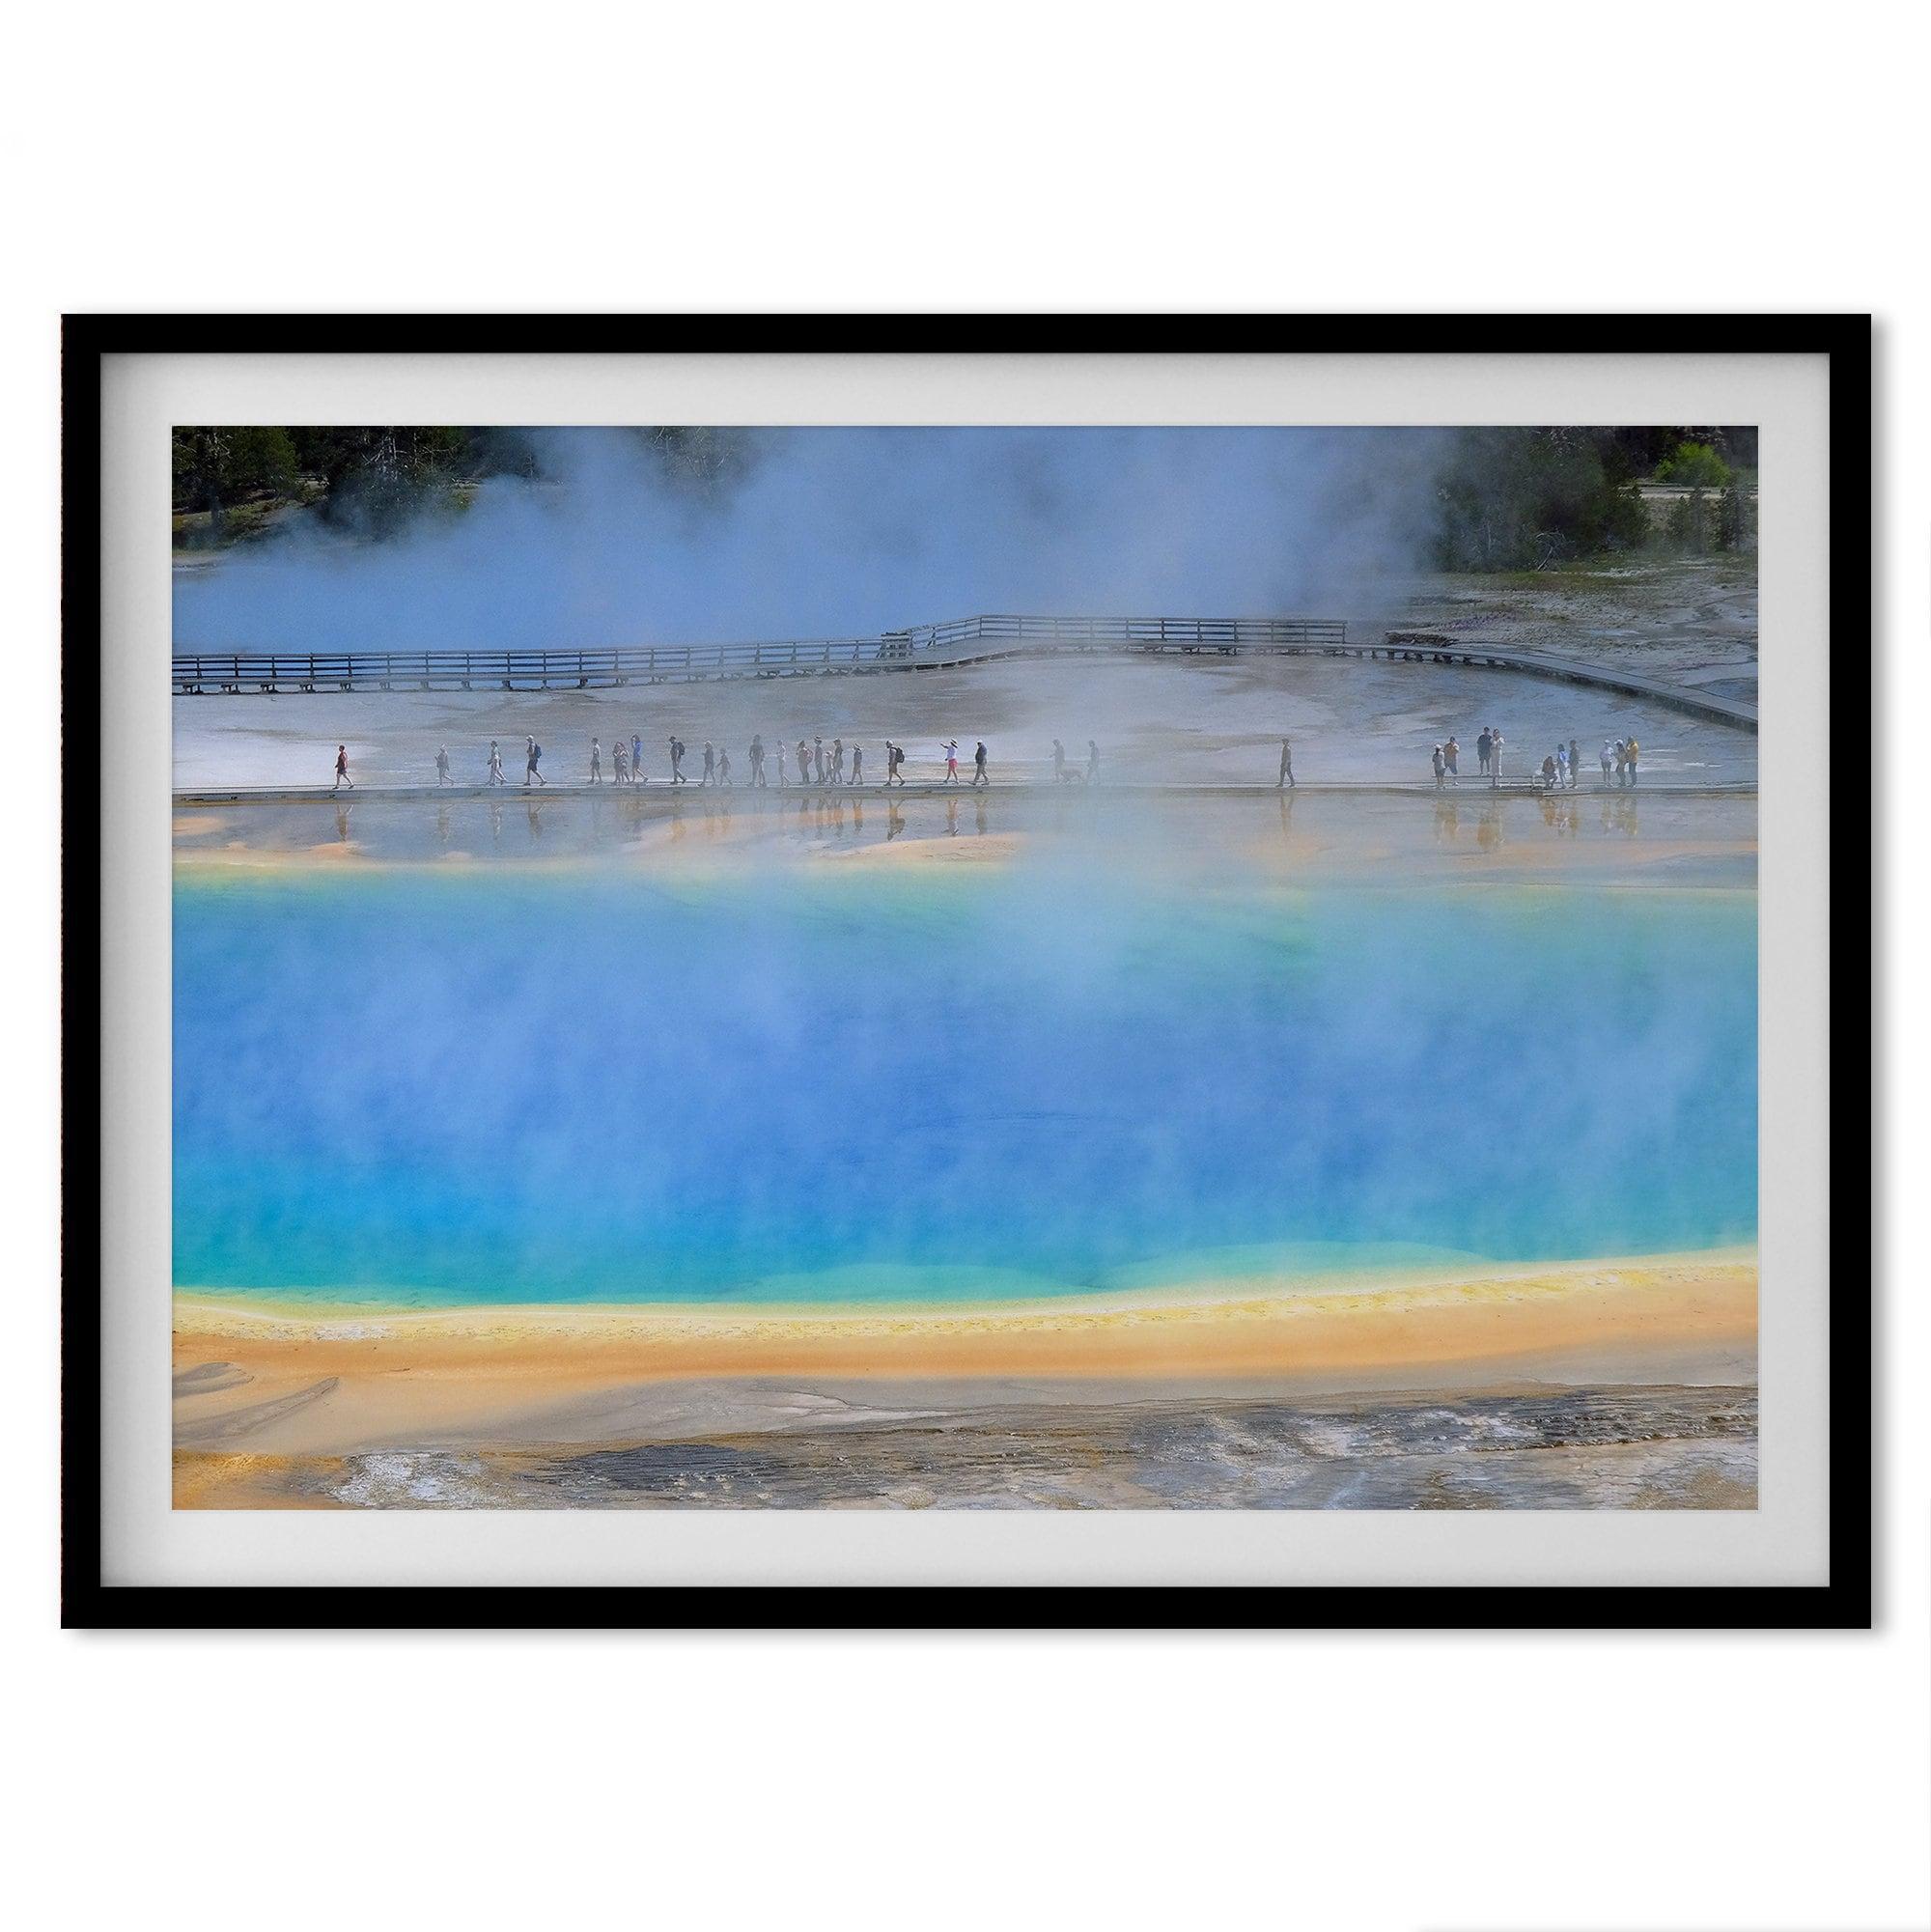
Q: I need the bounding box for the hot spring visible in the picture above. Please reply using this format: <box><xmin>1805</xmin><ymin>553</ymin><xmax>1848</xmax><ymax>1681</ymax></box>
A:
<box><xmin>173</xmin><ymin>865</ymin><xmax>1757</xmax><ymax>1307</ymax></box>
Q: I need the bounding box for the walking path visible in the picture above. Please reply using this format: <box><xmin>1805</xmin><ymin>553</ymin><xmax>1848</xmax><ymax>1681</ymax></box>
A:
<box><xmin>173</xmin><ymin>614</ymin><xmax>1757</xmax><ymax>732</ymax></box>
<box><xmin>177</xmin><ymin>779</ymin><xmax>1756</xmax><ymax>806</ymax></box>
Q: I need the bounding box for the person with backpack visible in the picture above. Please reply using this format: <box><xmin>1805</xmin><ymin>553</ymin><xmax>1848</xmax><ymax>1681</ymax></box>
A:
<box><xmin>972</xmin><ymin>741</ymin><xmax>989</xmax><ymax>788</ymax></box>
<box><xmin>524</xmin><ymin>736</ymin><xmax>546</xmax><ymax>787</ymax></box>
<box><xmin>332</xmin><ymin>743</ymin><xmax>352</xmax><ymax>793</ymax></box>
<box><xmin>435</xmin><ymin>745</ymin><xmax>452</xmax><ymax>786</ymax></box>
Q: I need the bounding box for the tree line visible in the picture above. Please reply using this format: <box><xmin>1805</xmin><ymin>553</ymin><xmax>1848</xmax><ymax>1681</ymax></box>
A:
<box><xmin>1431</xmin><ymin>426</ymin><xmax>1756</xmax><ymax>571</ymax></box>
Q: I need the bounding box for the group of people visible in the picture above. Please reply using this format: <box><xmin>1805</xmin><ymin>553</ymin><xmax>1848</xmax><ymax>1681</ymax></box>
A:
<box><xmin>397</xmin><ymin>732</ymin><xmax>1008</xmax><ymax>791</ymax></box>
<box><xmin>1429</xmin><ymin>727</ymin><xmax>1642</xmax><ymax>791</ymax></box>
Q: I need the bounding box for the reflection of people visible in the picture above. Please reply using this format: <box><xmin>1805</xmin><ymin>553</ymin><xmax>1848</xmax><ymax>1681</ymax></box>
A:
<box><xmin>1277</xmin><ymin>739</ymin><xmax>1295</xmax><ymax>788</ymax></box>
<box><xmin>332</xmin><ymin>743</ymin><xmax>352</xmax><ymax>792</ymax></box>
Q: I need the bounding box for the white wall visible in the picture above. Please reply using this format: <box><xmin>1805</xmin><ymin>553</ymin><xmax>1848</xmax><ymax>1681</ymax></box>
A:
<box><xmin>3</xmin><ymin>5</ymin><xmax>1920</xmax><ymax>1927</ymax></box>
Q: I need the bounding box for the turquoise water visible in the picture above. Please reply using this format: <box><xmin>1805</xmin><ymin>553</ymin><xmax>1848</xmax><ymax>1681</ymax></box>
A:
<box><xmin>173</xmin><ymin>870</ymin><xmax>1757</xmax><ymax>1306</ymax></box>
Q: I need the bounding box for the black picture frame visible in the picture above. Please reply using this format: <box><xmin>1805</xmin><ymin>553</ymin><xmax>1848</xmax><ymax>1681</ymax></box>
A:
<box><xmin>62</xmin><ymin>313</ymin><xmax>1873</xmax><ymax>1630</ymax></box>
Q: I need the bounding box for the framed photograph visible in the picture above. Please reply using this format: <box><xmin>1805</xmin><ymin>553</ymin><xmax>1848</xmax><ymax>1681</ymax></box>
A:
<box><xmin>65</xmin><ymin>315</ymin><xmax>1869</xmax><ymax>1626</ymax></box>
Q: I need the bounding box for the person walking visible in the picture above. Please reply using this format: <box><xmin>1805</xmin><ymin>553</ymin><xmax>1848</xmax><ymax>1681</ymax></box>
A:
<box><xmin>435</xmin><ymin>745</ymin><xmax>452</xmax><ymax>786</ymax></box>
<box><xmin>776</xmin><ymin>738</ymin><xmax>790</xmax><ymax>788</ymax></box>
<box><xmin>699</xmin><ymin>741</ymin><xmax>715</xmax><ymax>786</ymax></box>
<box><xmin>1052</xmin><ymin>739</ymin><xmax>1069</xmax><ymax>782</ymax></box>
<box><xmin>487</xmin><ymin>740</ymin><xmax>504</xmax><ymax>785</ymax></box>
<box><xmin>1431</xmin><ymin>743</ymin><xmax>1445</xmax><ymax>789</ymax></box>
<box><xmin>830</xmin><ymin>738</ymin><xmax>845</xmax><ymax>785</ymax></box>
<box><xmin>524</xmin><ymin>736</ymin><xmax>546</xmax><ymax>787</ymax></box>
<box><xmin>717</xmin><ymin>746</ymin><xmax>733</xmax><ymax>786</ymax></box>
<box><xmin>613</xmin><ymin>739</ymin><xmax>630</xmax><ymax>785</ymax></box>
<box><xmin>669</xmin><ymin>737</ymin><xmax>686</xmax><ymax>784</ymax></box>
<box><xmin>1488</xmin><ymin>728</ymin><xmax>1503</xmax><ymax>787</ymax></box>
<box><xmin>1567</xmin><ymin>739</ymin><xmax>1581</xmax><ymax>790</ymax></box>
<box><xmin>630</xmin><ymin>734</ymin><xmax>643</xmax><ymax>785</ymax></box>
<box><xmin>885</xmin><ymin>740</ymin><xmax>905</xmax><ymax>787</ymax></box>
<box><xmin>850</xmin><ymin>743</ymin><xmax>863</xmax><ymax>786</ymax></box>
<box><xmin>332</xmin><ymin>743</ymin><xmax>352</xmax><ymax>793</ymax></box>
<box><xmin>942</xmin><ymin>740</ymin><xmax>960</xmax><ymax>784</ymax></box>
<box><xmin>749</xmin><ymin>734</ymin><xmax>766</xmax><ymax>787</ymax></box>
<box><xmin>1476</xmin><ymin>727</ymin><xmax>1492</xmax><ymax>778</ymax></box>
<box><xmin>590</xmin><ymin>738</ymin><xmax>602</xmax><ymax>785</ymax></box>
<box><xmin>1277</xmin><ymin>738</ymin><xmax>1295</xmax><ymax>789</ymax></box>
<box><xmin>1444</xmin><ymin>735</ymin><xmax>1459</xmax><ymax>784</ymax></box>
<box><xmin>971</xmin><ymin>740</ymin><xmax>989</xmax><ymax>788</ymax></box>
<box><xmin>1086</xmin><ymin>739</ymin><xmax>1100</xmax><ymax>784</ymax></box>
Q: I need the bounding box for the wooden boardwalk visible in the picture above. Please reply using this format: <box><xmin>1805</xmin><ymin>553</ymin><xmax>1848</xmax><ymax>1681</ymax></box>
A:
<box><xmin>172</xmin><ymin>612</ymin><xmax>1757</xmax><ymax>732</ymax></box>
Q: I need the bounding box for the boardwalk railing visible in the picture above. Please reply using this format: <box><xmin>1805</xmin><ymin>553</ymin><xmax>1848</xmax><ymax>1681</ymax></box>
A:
<box><xmin>171</xmin><ymin>614</ymin><xmax>1352</xmax><ymax>694</ymax></box>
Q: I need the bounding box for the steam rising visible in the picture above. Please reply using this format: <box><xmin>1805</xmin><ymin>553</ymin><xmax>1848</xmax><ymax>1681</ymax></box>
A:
<box><xmin>173</xmin><ymin>428</ymin><xmax>1444</xmax><ymax>652</ymax></box>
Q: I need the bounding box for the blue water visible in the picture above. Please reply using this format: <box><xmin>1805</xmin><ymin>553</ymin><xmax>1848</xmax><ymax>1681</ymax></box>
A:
<box><xmin>173</xmin><ymin>871</ymin><xmax>1757</xmax><ymax>1305</ymax></box>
